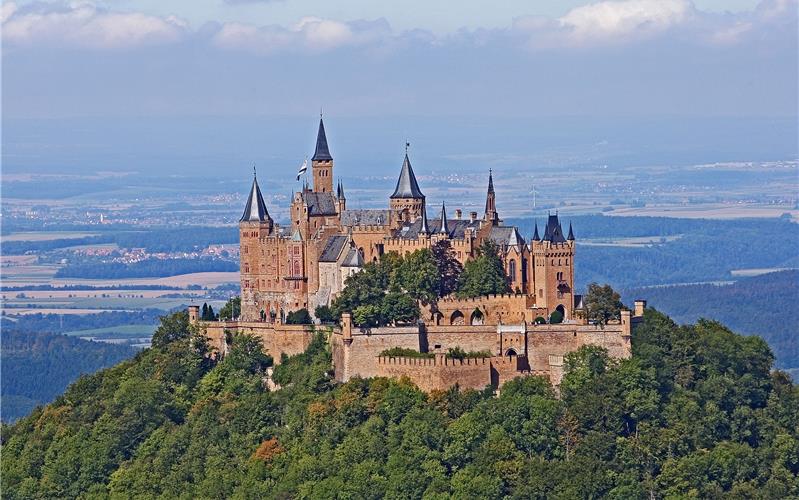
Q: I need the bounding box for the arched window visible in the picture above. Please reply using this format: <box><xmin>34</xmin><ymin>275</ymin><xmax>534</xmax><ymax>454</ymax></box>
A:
<box><xmin>508</xmin><ymin>260</ymin><xmax>517</xmax><ymax>282</ymax></box>
<box><xmin>470</xmin><ymin>308</ymin><xmax>484</xmax><ymax>326</ymax></box>
<box><xmin>450</xmin><ymin>310</ymin><xmax>465</xmax><ymax>325</ymax></box>
<box><xmin>293</xmin><ymin>261</ymin><xmax>300</xmax><ymax>276</ymax></box>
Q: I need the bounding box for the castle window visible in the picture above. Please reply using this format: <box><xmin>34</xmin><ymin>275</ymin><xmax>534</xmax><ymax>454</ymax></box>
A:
<box><xmin>509</xmin><ymin>260</ymin><xmax>517</xmax><ymax>281</ymax></box>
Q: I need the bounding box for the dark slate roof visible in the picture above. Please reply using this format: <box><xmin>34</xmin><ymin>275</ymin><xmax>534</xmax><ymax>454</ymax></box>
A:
<box><xmin>341</xmin><ymin>247</ymin><xmax>364</xmax><ymax>267</ymax></box>
<box><xmin>336</xmin><ymin>180</ymin><xmax>345</xmax><ymax>199</ymax></box>
<box><xmin>487</xmin><ymin>170</ymin><xmax>495</xmax><ymax>193</ymax></box>
<box><xmin>390</xmin><ymin>154</ymin><xmax>425</xmax><ymax>199</ymax></box>
<box><xmin>312</xmin><ymin>118</ymin><xmax>332</xmax><ymax>161</ymax></box>
<box><xmin>301</xmin><ymin>192</ymin><xmax>338</xmax><ymax>216</ymax></box>
<box><xmin>567</xmin><ymin>222</ymin><xmax>575</xmax><ymax>241</ymax></box>
<box><xmin>240</xmin><ymin>176</ymin><xmax>271</xmax><ymax>222</ymax></box>
<box><xmin>543</xmin><ymin>214</ymin><xmax>567</xmax><ymax>243</ymax></box>
<box><xmin>532</xmin><ymin>223</ymin><xmax>540</xmax><ymax>241</ymax></box>
<box><xmin>437</xmin><ymin>202</ymin><xmax>449</xmax><ymax>235</ymax></box>
<box><xmin>574</xmin><ymin>294</ymin><xmax>585</xmax><ymax>310</ymax></box>
<box><xmin>319</xmin><ymin>235</ymin><xmax>349</xmax><ymax>262</ymax></box>
<box><xmin>394</xmin><ymin>216</ymin><xmax>482</xmax><ymax>240</ymax></box>
<box><xmin>489</xmin><ymin>226</ymin><xmax>525</xmax><ymax>247</ymax></box>
<box><xmin>341</xmin><ymin>209</ymin><xmax>391</xmax><ymax>226</ymax></box>
<box><xmin>419</xmin><ymin>202</ymin><xmax>429</xmax><ymax>234</ymax></box>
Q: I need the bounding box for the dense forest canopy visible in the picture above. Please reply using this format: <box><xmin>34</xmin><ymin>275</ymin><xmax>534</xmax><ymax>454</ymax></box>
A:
<box><xmin>624</xmin><ymin>270</ymin><xmax>798</xmax><ymax>372</ymax></box>
<box><xmin>1</xmin><ymin>331</ymin><xmax>135</xmax><ymax>422</ymax></box>
<box><xmin>2</xmin><ymin>309</ymin><xmax>797</xmax><ymax>498</ymax></box>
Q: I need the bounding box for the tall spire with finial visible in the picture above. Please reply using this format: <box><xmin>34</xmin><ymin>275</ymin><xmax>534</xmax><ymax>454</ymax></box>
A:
<box><xmin>532</xmin><ymin>221</ymin><xmax>540</xmax><ymax>241</ymax></box>
<box><xmin>391</xmin><ymin>143</ymin><xmax>425</xmax><ymax>199</ymax></box>
<box><xmin>419</xmin><ymin>200</ymin><xmax>429</xmax><ymax>235</ymax></box>
<box><xmin>438</xmin><ymin>201</ymin><xmax>449</xmax><ymax>235</ymax></box>
<box><xmin>485</xmin><ymin>169</ymin><xmax>497</xmax><ymax>223</ymax></box>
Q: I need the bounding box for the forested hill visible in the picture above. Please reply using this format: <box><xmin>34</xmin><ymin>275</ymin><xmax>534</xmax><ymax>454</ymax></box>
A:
<box><xmin>1</xmin><ymin>331</ymin><xmax>135</xmax><ymax>423</ymax></box>
<box><xmin>623</xmin><ymin>270</ymin><xmax>799</xmax><ymax>373</ymax></box>
<box><xmin>2</xmin><ymin>311</ymin><xmax>797</xmax><ymax>498</ymax></box>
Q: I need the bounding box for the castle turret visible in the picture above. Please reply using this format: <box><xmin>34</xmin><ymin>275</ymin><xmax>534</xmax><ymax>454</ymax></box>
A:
<box><xmin>336</xmin><ymin>180</ymin><xmax>346</xmax><ymax>212</ymax></box>
<box><xmin>438</xmin><ymin>201</ymin><xmax>450</xmax><ymax>236</ymax></box>
<box><xmin>312</xmin><ymin>117</ymin><xmax>334</xmax><ymax>194</ymax></box>
<box><xmin>419</xmin><ymin>200</ymin><xmax>430</xmax><ymax>235</ymax></box>
<box><xmin>390</xmin><ymin>145</ymin><xmax>425</xmax><ymax>222</ymax></box>
<box><xmin>485</xmin><ymin>169</ymin><xmax>498</xmax><ymax>224</ymax></box>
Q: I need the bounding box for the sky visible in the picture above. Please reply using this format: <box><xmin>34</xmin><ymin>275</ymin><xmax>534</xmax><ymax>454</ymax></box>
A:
<box><xmin>1</xmin><ymin>0</ymin><xmax>797</xmax><ymax>177</ymax></box>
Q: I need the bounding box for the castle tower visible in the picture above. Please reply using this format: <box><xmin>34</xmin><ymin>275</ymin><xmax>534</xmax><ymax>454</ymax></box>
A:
<box><xmin>390</xmin><ymin>147</ymin><xmax>425</xmax><ymax>222</ymax></box>
<box><xmin>530</xmin><ymin>213</ymin><xmax>575</xmax><ymax>320</ymax></box>
<box><xmin>336</xmin><ymin>180</ymin><xmax>347</xmax><ymax>212</ymax></box>
<box><xmin>312</xmin><ymin>117</ymin><xmax>334</xmax><ymax>194</ymax></box>
<box><xmin>485</xmin><ymin>169</ymin><xmax>498</xmax><ymax>224</ymax></box>
<box><xmin>239</xmin><ymin>170</ymin><xmax>274</xmax><ymax>321</ymax></box>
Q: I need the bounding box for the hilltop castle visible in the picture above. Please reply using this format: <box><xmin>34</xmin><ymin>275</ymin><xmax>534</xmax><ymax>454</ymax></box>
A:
<box><xmin>239</xmin><ymin>117</ymin><xmax>577</xmax><ymax>325</ymax></box>
<box><xmin>191</xmin><ymin>118</ymin><xmax>644</xmax><ymax>391</ymax></box>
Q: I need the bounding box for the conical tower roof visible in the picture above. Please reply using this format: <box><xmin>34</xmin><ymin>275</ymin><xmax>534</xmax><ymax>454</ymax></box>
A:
<box><xmin>419</xmin><ymin>200</ymin><xmax>430</xmax><ymax>235</ymax></box>
<box><xmin>567</xmin><ymin>222</ymin><xmax>575</xmax><ymax>241</ymax></box>
<box><xmin>240</xmin><ymin>172</ymin><xmax>271</xmax><ymax>222</ymax></box>
<box><xmin>312</xmin><ymin>118</ymin><xmax>332</xmax><ymax>161</ymax></box>
<box><xmin>532</xmin><ymin>222</ymin><xmax>540</xmax><ymax>241</ymax></box>
<box><xmin>391</xmin><ymin>153</ymin><xmax>425</xmax><ymax>199</ymax></box>
<box><xmin>438</xmin><ymin>202</ymin><xmax>449</xmax><ymax>235</ymax></box>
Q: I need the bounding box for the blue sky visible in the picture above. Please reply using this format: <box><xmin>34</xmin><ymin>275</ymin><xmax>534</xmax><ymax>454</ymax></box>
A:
<box><xmin>3</xmin><ymin>0</ymin><xmax>796</xmax><ymax>119</ymax></box>
<box><xmin>1</xmin><ymin>0</ymin><xmax>797</xmax><ymax>177</ymax></box>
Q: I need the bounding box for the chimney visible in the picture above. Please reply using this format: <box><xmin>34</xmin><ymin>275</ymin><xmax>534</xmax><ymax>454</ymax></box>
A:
<box><xmin>469</xmin><ymin>211</ymin><xmax>478</xmax><ymax>222</ymax></box>
<box><xmin>455</xmin><ymin>209</ymin><xmax>462</xmax><ymax>220</ymax></box>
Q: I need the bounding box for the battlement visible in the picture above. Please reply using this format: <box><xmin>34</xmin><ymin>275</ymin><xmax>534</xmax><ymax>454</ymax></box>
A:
<box><xmin>377</xmin><ymin>355</ymin><xmax>491</xmax><ymax>367</ymax></box>
<box><xmin>436</xmin><ymin>293</ymin><xmax>527</xmax><ymax>304</ymax></box>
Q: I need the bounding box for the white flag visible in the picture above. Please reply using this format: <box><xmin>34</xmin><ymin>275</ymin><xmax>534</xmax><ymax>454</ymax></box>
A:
<box><xmin>296</xmin><ymin>158</ymin><xmax>308</xmax><ymax>180</ymax></box>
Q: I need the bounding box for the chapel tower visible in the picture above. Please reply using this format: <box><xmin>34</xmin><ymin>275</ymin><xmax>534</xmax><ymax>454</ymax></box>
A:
<box><xmin>312</xmin><ymin>117</ymin><xmax>334</xmax><ymax>193</ymax></box>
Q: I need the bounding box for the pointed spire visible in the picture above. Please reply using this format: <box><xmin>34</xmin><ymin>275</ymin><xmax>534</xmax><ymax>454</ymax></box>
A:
<box><xmin>567</xmin><ymin>222</ymin><xmax>575</xmax><ymax>241</ymax></box>
<box><xmin>438</xmin><ymin>202</ymin><xmax>449</xmax><ymax>235</ymax></box>
<box><xmin>391</xmin><ymin>151</ymin><xmax>425</xmax><ymax>199</ymax></box>
<box><xmin>485</xmin><ymin>169</ymin><xmax>497</xmax><ymax>222</ymax></box>
<box><xmin>419</xmin><ymin>200</ymin><xmax>429</xmax><ymax>235</ymax></box>
<box><xmin>336</xmin><ymin>179</ymin><xmax>343</xmax><ymax>198</ymax></box>
<box><xmin>240</xmin><ymin>172</ymin><xmax>271</xmax><ymax>222</ymax></box>
<box><xmin>312</xmin><ymin>117</ymin><xmax>332</xmax><ymax>161</ymax></box>
<box><xmin>487</xmin><ymin>169</ymin><xmax>495</xmax><ymax>193</ymax></box>
<box><xmin>532</xmin><ymin>222</ymin><xmax>540</xmax><ymax>241</ymax></box>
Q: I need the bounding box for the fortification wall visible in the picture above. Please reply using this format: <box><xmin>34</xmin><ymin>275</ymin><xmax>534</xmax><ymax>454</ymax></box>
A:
<box><xmin>198</xmin><ymin>320</ymin><xmax>314</xmax><ymax>365</ymax></box>
<box><xmin>425</xmin><ymin>325</ymin><xmax>497</xmax><ymax>354</ymax></box>
<box><xmin>375</xmin><ymin>355</ymin><xmax>492</xmax><ymax>392</ymax></box>
<box><xmin>423</xmin><ymin>294</ymin><xmax>532</xmax><ymax>326</ymax></box>
<box><xmin>525</xmin><ymin>322</ymin><xmax>631</xmax><ymax>385</ymax></box>
<box><xmin>331</xmin><ymin>325</ymin><xmax>421</xmax><ymax>382</ymax></box>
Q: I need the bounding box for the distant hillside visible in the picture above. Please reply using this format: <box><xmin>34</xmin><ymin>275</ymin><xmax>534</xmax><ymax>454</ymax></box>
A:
<box><xmin>508</xmin><ymin>215</ymin><xmax>798</xmax><ymax>289</ymax></box>
<box><xmin>624</xmin><ymin>270</ymin><xmax>799</xmax><ymax>371</ymax></box>
<box><xmin>1</xmin><ymin>331</ymin><xmax>136</xmax><ymax>422</ymax></box>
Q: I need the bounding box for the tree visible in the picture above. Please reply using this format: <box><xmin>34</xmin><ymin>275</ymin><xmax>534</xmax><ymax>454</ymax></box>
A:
<box><xmin>151</xmin><ymin>310</ymin><xmax>192</xmax><ymax>348</ymax></box>
<box><xmin>218</xmin><ymin>297</ymin><xmax>241</xmax><ymax>320</ymax></box>
<box><xmin>456</xmin><ymin>241</ymin><xmax>510</xmax><ymax>298</ymax></box>
<box><xmin>395</xmin><ymin>248</ymin><xmax>439</xmax><ymax>304</ymax></box>
<box><xmin>549</xmin><ymin>310</ymin><xmax>563</xmax><ymax>324</ymax></box>
<box><xmin>432</xmin><ymin>240</ymin><xmax>463</xmax><ymax>297</ymax></box>
<box><xmin>314</xmin><ymin>305</ymin><xmax>336</xmax><ymax>324</ymax></box>
<box><xmin>285</xmin><ymin>308</ymin><xmax>312</xmax><ymax>325</ymax></box>
<box><xmin>584</xmin><ymin>283</ymin><xmax>624</xmax><ymax>326</ymax></box>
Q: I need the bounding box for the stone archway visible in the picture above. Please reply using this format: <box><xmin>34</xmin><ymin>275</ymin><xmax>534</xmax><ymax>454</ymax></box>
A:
<box><xmin>556</xmin><ymin>304</ymin><xmax>566</xmax><ymax>319</ymax></box>
<box><xmin>432</xmin><ymin>312</ymin><xmax>443</xmax><ymax>326</ymax></box>
<box><xmin>450</xmin><ymin>310</ymin><xmax>465</xmax><ymax>325</ymax></box>
<box><xmin>505</xmin><ymin>348</ymin><xmax>518</xmax><ymax>357</ymax></box>
<box><xmin>470</xmin><ymin>308</ymin><xmax>484</xmax><ymax>326</ymax></box>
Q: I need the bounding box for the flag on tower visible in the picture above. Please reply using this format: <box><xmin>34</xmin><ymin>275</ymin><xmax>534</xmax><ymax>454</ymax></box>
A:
<box><xmin>296</xmin><ymin>157</ymin><xmax>308</xmax><ymax>181</ymax></box>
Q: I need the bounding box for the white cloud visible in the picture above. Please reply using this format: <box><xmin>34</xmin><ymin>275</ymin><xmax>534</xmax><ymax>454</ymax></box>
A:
<box><xmin>212</xmin><ymin>16</ymin><xmax>391</xmax><ymax>53</ymax></box>
<box><xmin>558</xmin><ymin>0</ymin><xmax>694</xmax><ymax>42</ymax></box>
<box><xmin>2</xmin><ymin>2</ymin><xmax>188</xmax><ymax>49</ymax></box>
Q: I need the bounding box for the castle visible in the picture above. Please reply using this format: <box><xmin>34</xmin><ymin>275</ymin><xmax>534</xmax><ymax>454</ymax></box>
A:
<box><xmin>191</xmin><ymin>117</ymin><xmax>645</xmax><ymax>391</ymax></box>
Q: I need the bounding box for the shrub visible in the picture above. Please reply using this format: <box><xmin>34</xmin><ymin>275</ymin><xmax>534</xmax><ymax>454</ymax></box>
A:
<box><xmin>285</xmin><ymin>308</ymin><xmax>312</xmax><ymax>325</ymax></box>
<box><xmin>549</xmin><ymin>310</ymin><xmax>563</xmax><ymax>324</ymax></box>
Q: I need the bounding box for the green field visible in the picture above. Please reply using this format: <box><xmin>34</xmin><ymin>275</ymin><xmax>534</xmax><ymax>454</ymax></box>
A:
<box><xmin>63</xmin><ymin>324</ymin><xmax>157</xmax><ymax>339</ymax></box>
